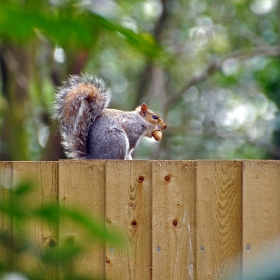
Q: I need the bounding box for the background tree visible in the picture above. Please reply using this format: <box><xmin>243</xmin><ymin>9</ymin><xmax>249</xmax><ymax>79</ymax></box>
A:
<box><xmin>0</xmin><ymin>0</ymin><xmax>279</xmax><ymax>160</ymax></box>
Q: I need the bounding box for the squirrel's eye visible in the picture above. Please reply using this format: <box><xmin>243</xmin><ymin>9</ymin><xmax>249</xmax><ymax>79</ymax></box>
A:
<box><xmin>152</xmin><ymin>115</ymin><xmax>158</xmax><ymax>120</ymax></box>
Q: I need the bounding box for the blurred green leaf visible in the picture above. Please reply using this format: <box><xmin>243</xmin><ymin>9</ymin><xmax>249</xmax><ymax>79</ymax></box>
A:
<box><xmin>0</xmin><ymin>230</ymin><xmax>29</xmax><ymax>254</ymax></box>
<box><xmin>61</xmin><ymin>207</ymin><xmax>121</xmax><ymax>244</ymax></box>
<box><xmin>35</xmin><ymin>204</ymin><xmax>121</xmax><ymax>244</ymax></box>
<box><xmin>0</xmin><ymin>200</ymin><xmax>27</xmax><ymax>219</ymax></box>
<box><xmin>0</xmin><ymin>179</ymin><xmax>122</xmax><ymax>279</ymax></box>
<box><xmin>0</xmin><ymin>230</ymin><xmax>13</xmax><ymax>250</ymax></box>
<box><xmin>41</xmin><ymin>242</ymin><xmax>82</xmax><ymax>264</ymax></box>
<box><xmin>13</xmin><ymin>182</ymin><xmax>33</xmax><ymax>196</ymax></box>
<box><xmin>34</xmin><ymin>204</ymin><xmax>59</xmax><ymax>224</ymax></box>
<box><xmin>0</xmin><ymin>2</ymin><xmax>160</xmax><ymax>57</ymax></box>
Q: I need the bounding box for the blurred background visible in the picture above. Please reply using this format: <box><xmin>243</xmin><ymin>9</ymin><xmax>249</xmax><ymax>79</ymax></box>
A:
<box><xmin>0</xmin><ymin>0</ymin><xmax>280</xmax><ymax>160</ymax></box>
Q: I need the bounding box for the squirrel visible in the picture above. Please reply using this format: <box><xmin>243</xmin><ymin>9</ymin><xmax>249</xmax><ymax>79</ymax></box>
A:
<box><xmin>52</xmin><ymin>74</ymin><xmax>167</xmax><ymax>160</ymax></box>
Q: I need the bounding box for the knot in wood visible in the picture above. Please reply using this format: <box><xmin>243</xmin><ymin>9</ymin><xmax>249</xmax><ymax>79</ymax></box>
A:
<box><xmin>48</xmin><ymin>239</ymin><xmax>57</xmax><ymax>248</ymax></box>
<box><xmin>165</xmin><ymin>175</ymin><xmax>171</xmax><ymax>182</ymax></box>
<box><xmin>66</xmin><ymin>236</ymin><xmax>75</xmax><ymax>245</ymax></box>
<box><xmin>137</xmin><ymin>175</ymin><xmax>145</xmax><ymax>183</ymax></box>
<box><xmin>131</xmin><ymin>219</ymin><xmax>137</xmax><ymax>227</ymax></box>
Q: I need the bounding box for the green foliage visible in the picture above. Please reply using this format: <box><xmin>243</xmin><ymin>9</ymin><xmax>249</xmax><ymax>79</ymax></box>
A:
<box><xmin>1</xmin><ymin>0</ymin><xmax>280</xmax><ymax>160</ymax></box>
<box><xmin>0</xmin><ymin>0</ymin><xmax>160</xmax><ymax>57</ymax></box>
<box><xmin>0</xmin><ymin>181</ymin><xmax>121</xmax><ymax>280</ymax></box>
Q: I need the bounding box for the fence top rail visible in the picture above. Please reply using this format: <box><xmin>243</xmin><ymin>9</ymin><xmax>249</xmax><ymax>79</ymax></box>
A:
<box><xmin>0</xmin><ymin>159</ymin><xmax>280</xmax><ymax>163</ymax></box>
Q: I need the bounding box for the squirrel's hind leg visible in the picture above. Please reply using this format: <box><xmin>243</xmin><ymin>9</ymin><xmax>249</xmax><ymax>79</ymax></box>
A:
<box><xmin>87</xmin><ymin>127</ymin><xmax>129</xmax><ymax>159</ymax></box>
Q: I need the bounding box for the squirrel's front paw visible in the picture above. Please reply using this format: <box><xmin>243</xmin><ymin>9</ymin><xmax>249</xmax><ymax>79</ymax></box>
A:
<box><xmin>152</xmin><ymin>131</ymin><xmax>162</xmax><ymax>141</ymax></box>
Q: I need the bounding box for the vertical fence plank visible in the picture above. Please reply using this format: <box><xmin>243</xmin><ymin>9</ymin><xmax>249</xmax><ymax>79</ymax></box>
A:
<box><xmin>2</xmin><ymin>160</ymin><xmax>280</xmax><ymax>280</ymax></box>
<box><xmin>243</xmin><ymin>160</ymin><xmax>280</xmax><ymax>278</ymax></box>
<box><xmin>152</xmin><ymin>161</ymin><xmax>196</xmax><ymax>280</ymax></box>
<box><xmin>58</xmin><ymin>160</ymin><xmax>106</xmax><ymax>278</ymax></box>
<box><xmin>105</xmin><ymin>160</ymin><xmax>152</xmax><ymax>280</ymax></box>
<box><xmin>12</xmin><ymin>161</ymin><xmax>59</xmax><ymax>278</ymax></box>
<box><xmin>196</xmin><ymin>160</ymin><xmax>242</xmax><ymax>280</ymax></box>
<box><xmin>0</xmin><ymin>162</ymin><xmax>13</xmax><ymax>271</ymax></box>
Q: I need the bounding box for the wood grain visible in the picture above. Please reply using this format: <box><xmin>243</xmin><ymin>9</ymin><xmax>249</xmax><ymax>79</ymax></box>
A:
<box><xmin>105</xmin><ymin>160</ymin><xmax>152</xmax><ymax>280</ymax></box>
<box><xmin>12</xmin><ymin>161</ymin><xmax>59</xmax><ymax>278</ymax></box>
<box><xmin>152</xmin><ymin>161</ymin><xmax>196</xmax><ymax>280</ymax></box>
<box><xmin>1</xmin><ymin>160</ymin><xmax>280</xmax><ymax>280</ymax></box>
<box><xmin>58</xmin><ymin>160</ymin><xmax>106</xmax><ymax>278</ymax></box>
<box><xmin>243</xmin><ymin>160</ymin><xmax>280</xmax><ymax>278</ymax></box>
<box><xmin>196</xmin><ymin>160</ymin><xmax>242</xmax><ymax>280</ymax></box>
<box><xmin>0</xmin><ymin>162</ymin><xmax>13</xmax><ymax>271</ymax></box>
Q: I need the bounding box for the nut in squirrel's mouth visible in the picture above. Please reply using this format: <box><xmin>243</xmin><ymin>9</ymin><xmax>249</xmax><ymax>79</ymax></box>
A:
<box><xmin>152</xmin><ymin>131</ymin><xmax>162</xmax><ymax>141</ymax></box>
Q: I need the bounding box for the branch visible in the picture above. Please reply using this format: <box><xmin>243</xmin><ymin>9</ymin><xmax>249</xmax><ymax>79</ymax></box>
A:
<box><xmin>168</xmin><ymin>45</ymin><xmax>280</xmax><ymax>105</ymax></box>
<box><xmin>134</xmin><ymin>0</ymin><xmax>171</xmax><ymax>107</ymax></box>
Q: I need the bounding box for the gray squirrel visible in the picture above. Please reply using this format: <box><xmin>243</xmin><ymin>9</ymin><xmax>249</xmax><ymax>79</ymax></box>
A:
<box><xmin>52</xmin><ymin>74</ymin><xmax>167</xmax><ymax>159</ymax></box>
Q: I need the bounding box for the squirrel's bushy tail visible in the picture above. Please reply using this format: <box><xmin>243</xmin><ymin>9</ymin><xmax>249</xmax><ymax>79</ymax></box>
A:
<box><xmin>52</xmin><ymin>74</ymin><xmax>111</xmax><ymax>159</ymax></box>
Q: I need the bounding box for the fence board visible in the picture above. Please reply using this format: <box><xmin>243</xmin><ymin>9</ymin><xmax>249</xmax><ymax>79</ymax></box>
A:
<box><xmin>1</xmin><ymin>160</ymin><xmax>280</xmax><ymax>280</ymax></box>
<box><xmin>152</xmin><ymin>161</ymin><xmax>196</xmax><ymax>280</ymax></box>
<box><xmin>105</xmin><ymin>160</ymin><xmax>152</xmax><ymax>280</ymax></box>
<box><xmin>0</xmin><ymin>162</ymin><xmax>13</xmax><ymax>271</ymax></box>
<box><xmin>243</xmin><ymin>160</ymin><xmax>280</xmax><ymax>278</ymax></box>
<box><xmin>12</xmin><ymin>162</ymin><xmax>59</xmax><ymax>278</ymax></box>
<box><xmin>58</xmin><ymin>160</ymin><xmax>106</xmax><ymax>278</ymax></box>
<box><xmin>196</xmin><ymin>160</ymin><xmax>242</xmax><ymax>280</ymax></box>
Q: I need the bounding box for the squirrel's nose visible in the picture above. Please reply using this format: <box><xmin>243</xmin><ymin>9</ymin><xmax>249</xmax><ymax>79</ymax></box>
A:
<box><xmin>163</xmin><ymin>124</ymin><xmax>167</xmax><ymax>129</ymax></box>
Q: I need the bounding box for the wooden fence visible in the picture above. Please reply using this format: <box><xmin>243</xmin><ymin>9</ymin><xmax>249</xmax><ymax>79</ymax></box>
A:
<box><xmin>0</xmin><ymin>160</ymin><xmax>280</xmax><ymax>279</ymax></box>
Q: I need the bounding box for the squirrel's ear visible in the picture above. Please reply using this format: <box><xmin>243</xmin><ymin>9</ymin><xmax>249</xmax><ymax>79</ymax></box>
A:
<box><xmin>141</xmin><ymin>103</ymin><xmax>148</xmax><ymax>113</ymax></box>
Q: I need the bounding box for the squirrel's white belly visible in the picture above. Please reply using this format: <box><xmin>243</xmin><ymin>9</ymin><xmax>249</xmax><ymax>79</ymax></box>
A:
<box><xmin>124</xmin><ymin>135</ymin><xmax>133</xmax><ymax>160</ymax></box>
